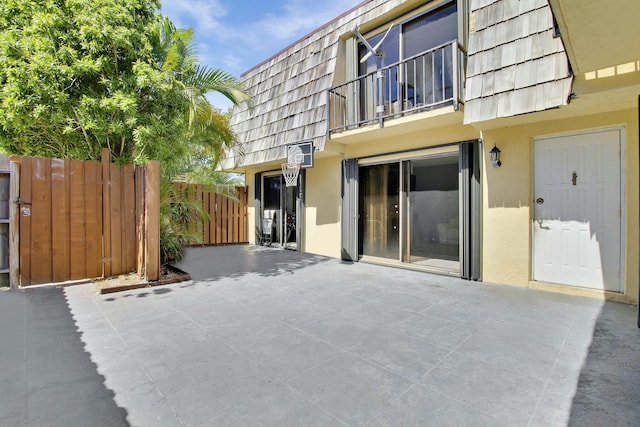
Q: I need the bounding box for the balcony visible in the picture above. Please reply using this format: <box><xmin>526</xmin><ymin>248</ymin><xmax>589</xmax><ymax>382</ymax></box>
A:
<box><xmin>328</xmin><ymin>40</ymin><xmax>465</xmax><ymax>135</ymax></box>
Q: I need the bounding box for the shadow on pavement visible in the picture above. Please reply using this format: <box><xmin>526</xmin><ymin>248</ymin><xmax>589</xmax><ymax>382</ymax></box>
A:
<box><xmin>569</xmin><ymin>300</ymin><xmax>640</xmax><ymax>426</ymax></box>
<box><xmin>0</xmin><ymin>287</ymin><xmax>129</xmax><ymax>427</ymax></box>
<box><xmin>175</xmin><ymin>244</ymin><xmax>331</xmax><ymax>282</ymax></box>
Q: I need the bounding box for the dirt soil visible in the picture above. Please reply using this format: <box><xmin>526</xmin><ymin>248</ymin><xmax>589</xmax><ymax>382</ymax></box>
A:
<box><xmin>93</xmin><ymin>273</ymin><xmax>146</xmax><ymax>292</ymax></box>
<box><xmin>93</xmin><ymin>267</ymin><xmax>190</xmax><ymax>294</ymax></box>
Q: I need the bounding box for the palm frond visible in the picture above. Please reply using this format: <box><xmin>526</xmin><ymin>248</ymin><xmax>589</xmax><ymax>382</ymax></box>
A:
<box><xmin>186</xmin><ymin>65</ymin><xmax>251</xmax><ymax>106</ymax></box>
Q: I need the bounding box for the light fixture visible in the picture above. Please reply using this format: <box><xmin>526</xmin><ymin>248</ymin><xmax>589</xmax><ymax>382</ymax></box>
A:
<box><xmin>489</xmin><ymin>145</ymin><xmax>502</xmax><ymax>168</ymax></box>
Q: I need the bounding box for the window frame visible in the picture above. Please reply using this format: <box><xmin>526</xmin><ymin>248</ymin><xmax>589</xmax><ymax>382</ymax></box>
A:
<box><xmin>356</xmin><ymin>0</ymin><xmax>459</xmax><ymax>72</ymax></box>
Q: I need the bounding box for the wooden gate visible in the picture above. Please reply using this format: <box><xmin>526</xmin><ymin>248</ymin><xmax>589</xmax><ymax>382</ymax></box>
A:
<box><xmin>14</xmin><ymin>150</ymin><xmax>159</xmax><ymax>286</ymax></box>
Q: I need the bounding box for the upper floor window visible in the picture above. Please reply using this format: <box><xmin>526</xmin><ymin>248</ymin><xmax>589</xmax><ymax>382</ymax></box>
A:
<box><xmin>358</xmin><ymin>2</ymin><xmax>458</xmax><ymax>76</ymax></box>
<box><xmin>327</xmin><ymin>1</ymin><xmax>464</xmax><ymax>133</ymax></box>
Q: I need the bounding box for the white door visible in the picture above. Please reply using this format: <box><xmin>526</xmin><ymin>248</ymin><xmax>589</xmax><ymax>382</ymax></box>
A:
<box><xmin>533</xmin><ymin>129</ymin><xmax>622</xmax><ymax>292</ymax></box>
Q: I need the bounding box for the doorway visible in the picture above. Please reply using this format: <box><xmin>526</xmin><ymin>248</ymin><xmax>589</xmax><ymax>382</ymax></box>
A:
<box><xmin>342</xmin><ymin>140</ymin><xmax>480</xmax><ymax>278</ymax></box>
<box><xmin>262</xmin><ymin>173</ymin><xmax>298</xmax><ymax>249</ymax></box>
<box><xmin>533</xmin><ymin>128</ymin><xmax>623</xmax><ymax>292</ymax></box>
<box><xmin>358</xmin><ymin>163</ymin><xmax>400</xmax><ymax>259</ymax></box>
<box><xmin>357</xmin><ymin>152</ymin><xmax>461</xmax><ymax>273</ymax></box>
<box><xmin>405</xmin><ymin>154</ymin><xmax>460</xmax><ymax>271</ymax></box>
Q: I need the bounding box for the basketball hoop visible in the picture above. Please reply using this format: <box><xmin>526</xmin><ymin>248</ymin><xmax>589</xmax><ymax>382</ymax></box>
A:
<box><xmin>281</xmin><ymin>163</ymin><xmax>300</xmax><ymax>187</ymax></box>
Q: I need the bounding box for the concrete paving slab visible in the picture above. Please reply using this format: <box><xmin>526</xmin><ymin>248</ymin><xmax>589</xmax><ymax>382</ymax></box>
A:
<box><xmin>203</xmin><ymin>383</ymin><xmax>345</xmax><ymax>427</ymax></box>
<box><xmin>2</xmin><ymin>244</ymin><xmax>639</xmax><ymax>426</ymax></box>
<box><xmin>175</xmin><ymin>245</ymin><xmax>330</xmax><ymax>282</ymax></box>
<box><xmin>350</xmin><ymin>327</ymin><xmax>451</xmax><ymax>383</ymax></box>
<box><xmin>423</xmin><ymin>351</ymin><xmax>547</xmax><ymax>425</ymax></box>
<box><xmin>240</xmin><ymin>329</ymin><xmax>344</xmax><ymax>383</ymax></box>
<box><xmin>0</xmin><ymin>287</ymin><xmax>129</xmax><ymax>427</ymax></box>
<box><xmin>285</xmin><ymin>352</ymin><xmax>412</xmax><ymax>425</ymax></box>
<box><xmin>368</xmin><ymin>384</ymin><xmax>500</xmax><ymax>426</ymax></box>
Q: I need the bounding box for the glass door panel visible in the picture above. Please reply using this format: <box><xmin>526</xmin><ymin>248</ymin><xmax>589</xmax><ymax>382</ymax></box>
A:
<box><xmin>263</xmin><ymin>175</ymin><xmax>282</xmax><ymax>245</ymax></box>
<box><xmin>263</xmin><ymin>174</ymin><xmax>299</xmax><ymax>249</ymax></box>
<box><xmin>407</xmin><ymin>155</ymin><xmax>459</xmax><ymax>271</ymax></box>
<box><xmin>283</xmin><ymin>185</ymin><xmax>297</xmax><ymax>249</ymax></box>
<box><xmin>358</xmin><ymin>163</ymin><xmax>400</xmax><ymax>260</ymax></box>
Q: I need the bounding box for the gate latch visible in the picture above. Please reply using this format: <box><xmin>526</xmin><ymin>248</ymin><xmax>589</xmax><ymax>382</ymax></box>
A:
<box><xmin>15</xmin><ymin>198</ymin><xmax>32</xmax><ymax>216</ymax></box>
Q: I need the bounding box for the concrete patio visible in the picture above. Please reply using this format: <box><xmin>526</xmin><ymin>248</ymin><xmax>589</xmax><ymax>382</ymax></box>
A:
<box><xmin>2</xmin><ymin>244</ymin><xmax>639</xmax><ymax>426</ymax></box>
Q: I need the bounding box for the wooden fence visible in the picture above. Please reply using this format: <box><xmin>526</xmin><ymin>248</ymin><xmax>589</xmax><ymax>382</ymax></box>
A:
<box><xmin>175</xmin><ymin>183</ymin><xmax>248</xmax><ymax>245</ymax></box>
<box><xmin>11</xmin><ymin>149</ymin><xmax>160</xmax><ymax>287</ymax></box>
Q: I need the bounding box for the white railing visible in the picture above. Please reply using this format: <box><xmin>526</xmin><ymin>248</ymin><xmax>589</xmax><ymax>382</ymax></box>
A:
<box><xmin>328</xmin><ymin>40</ymin><xmax>465</xmax><ymax>135</ymax></box>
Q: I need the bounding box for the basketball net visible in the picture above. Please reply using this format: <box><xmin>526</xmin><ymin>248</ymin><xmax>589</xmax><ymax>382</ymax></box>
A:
<box><xmin>281</xmin><ymin>163</ymin><xmax>300</xmax><ymax>187</ymax></box>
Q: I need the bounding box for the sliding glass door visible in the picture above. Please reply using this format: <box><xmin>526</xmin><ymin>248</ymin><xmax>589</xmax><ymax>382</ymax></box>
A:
<box><xmin>344</xmin><ymin>141</ymin><xmax>479</xmax><ymax>278</ymax></box>
<box><xmin>405</xmin><ymin>155</ymin><xmax>460</xmax><ymax>271</ymax></box>
<box><xmin>358</xmin><ymin>163</ymin><xmax>400</xmax><ymax>260</ymax></box>
<box><xmin>357</xmin><ymin>153</ymin><xmax>460</xmax><ymax>273</ymax></box>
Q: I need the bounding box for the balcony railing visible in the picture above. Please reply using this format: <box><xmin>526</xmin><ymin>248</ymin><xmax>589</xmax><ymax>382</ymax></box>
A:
<box><xmin>328</xmin><ymin>40</ymin><xmax>465</xmax><ymax>135</ymax></box>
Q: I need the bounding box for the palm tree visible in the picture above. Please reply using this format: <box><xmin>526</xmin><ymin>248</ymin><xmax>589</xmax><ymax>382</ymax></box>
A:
<box><xmin>151</xmin><ymin>17</ymin><xmax>250</xmax><ymax>176</ymax></box>
<box><xmin>150</xmin><ymin>17</ymin><xmax>250</xmax><ymax>263</ymax></box>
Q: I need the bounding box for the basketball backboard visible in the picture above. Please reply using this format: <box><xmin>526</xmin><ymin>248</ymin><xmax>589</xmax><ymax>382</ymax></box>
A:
<box><xmin>287</xmin><ymin>141</ymin><xmax>314</xmax><ymax>168</ymax></box>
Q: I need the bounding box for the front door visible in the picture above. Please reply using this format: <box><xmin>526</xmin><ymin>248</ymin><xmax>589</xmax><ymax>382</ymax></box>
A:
<box><xmin>533</xmin><ymin>129</ymin><xmax>622</xmax><ymax>292</ymax></box>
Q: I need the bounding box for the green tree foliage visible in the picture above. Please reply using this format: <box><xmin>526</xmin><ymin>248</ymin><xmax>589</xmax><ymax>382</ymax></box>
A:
<box><xmin>0</xmin><ymin>0</ymin><xmax>248</xmax><ymax>168</ymax></box>
<box><xmin>147</xmin><ymin>17</ymin><xmax>249</xmax><ymax>264</ymax></box>
<box><xmin>0</xmin><ymin>0</ymin><xmax>170</xmax><ymax>162</ymax></box>
<box><xmin>0</xmin><ymin>0</ymin><xmax>251</xmax><ymax>265</ymax></box>
<box><xmin>148</xmin><ymin>17</ymin><xmax>249</xmax><ymax>177</ymax></box>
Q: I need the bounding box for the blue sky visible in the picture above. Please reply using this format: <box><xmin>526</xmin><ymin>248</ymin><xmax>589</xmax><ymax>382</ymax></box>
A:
<box><xmin>161</xmin><ymin>0</ymin><xmax>364</xmax><ymax>110</ymax></box>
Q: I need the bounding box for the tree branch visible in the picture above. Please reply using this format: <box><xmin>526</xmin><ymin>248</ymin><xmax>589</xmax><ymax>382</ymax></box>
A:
<box><xmin>113</xmin><ymin>44</ymin><xmax>119</xmax><ymax>78</ymax></box>
<box><xmin>72</xmin><ymin>107</ymin><xmax>92</xmax><ymax>150</ymax></box>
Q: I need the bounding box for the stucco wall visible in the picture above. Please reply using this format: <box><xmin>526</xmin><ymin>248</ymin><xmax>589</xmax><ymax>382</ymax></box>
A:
<box><xmin>481</xmin><ymin>108</ymin><xmax>639</xmax><ymax>301</ymax></box>
<box><xmin>305</xmin><ymin>157</ymin><xmax>343</xmax><ymax>258</ymax></box>
<box><xmin>245</xmin><ymin>171</ymin><xmax>257</xmax><ymax>245</ymax></box>
<box><xmin>244</xmin><ymin>108</ymin><xmax>638</xmax><ymax>302</ymax></box>
<box><xmin>344</xmin><ymin>123</ymin><xmax>480</xmax><ymax>159</ymax></box>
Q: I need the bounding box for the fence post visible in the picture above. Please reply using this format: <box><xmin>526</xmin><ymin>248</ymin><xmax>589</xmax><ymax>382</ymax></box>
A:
<box><xmin>9</xmin><ymin>157</ymin><xmax>19</xmax><ymax>289</ymax></box>
<box><xmin>101</xmin><ymin>148</ymin><xmax>111</xmax><ymax>278</ymax></box>
<box><xmin>135</xmin><ymin>166</ymin><xmax>146</xmax><ymax>278</ymax></box>
<box><xmin>144</xmin><ymin>161</ymin><xmax>160</xmax><ymax>281</ymax></box>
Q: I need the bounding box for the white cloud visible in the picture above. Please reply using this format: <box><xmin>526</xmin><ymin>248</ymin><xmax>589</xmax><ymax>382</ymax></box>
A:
<box><xmin>162</xmin><ymin>0</ymin><xmax>362</xmax><ymax>108</ymax></box>
<box><xmin>162</xmin><ymin>0</ymin><xmax>362</xmax><ymax>84</ymax></box>
<box><xmin>161</xmin><ymin>0</ymin><xmax>229</xmax><ymax>34</ymax></box>
<box><xmin>261</xmin><ymin>0</ymin><xmax>355</xmax><ymax>41</ymax></box>
<box><xmin>221</xmin><ymin>0</ymin><xmax>361</xmax><ymax>68</ymax></box>
<box><xmin>222</xmin><ymin>54</ymin><xmax>241</xmax><ymax>70</ymax></box>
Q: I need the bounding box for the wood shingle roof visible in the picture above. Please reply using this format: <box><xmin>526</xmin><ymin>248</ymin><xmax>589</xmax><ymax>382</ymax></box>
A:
<box><xmin>463</xmin><ymin>0</ymin><xmax>573</xmax><ymax>123</ymax></box>
<box><xmin>224</xmin><ymin>0</ymin><xmax>412</xmax><ymax>169</ymax></box>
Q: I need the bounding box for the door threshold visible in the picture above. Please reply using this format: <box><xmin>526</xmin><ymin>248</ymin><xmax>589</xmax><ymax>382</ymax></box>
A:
<box><xmin>528</xmin><ymin>281</ymin><xmax>632</xmax><ymax>303</ymax></box>
<box><xmin>359</xmin><ymin>255</ymin><xmax>460</xmax><ymax>277</ymax></box>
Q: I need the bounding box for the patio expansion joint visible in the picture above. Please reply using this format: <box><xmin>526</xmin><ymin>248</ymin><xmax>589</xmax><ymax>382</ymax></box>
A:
<box><xmin>362</xmin><ymin>382</ymin><xmax>498</xmax><ymax>426</ymax></box>
<box><xmin>354</xmin><ymin>311</ymin><xmax>502</xmax><ymax>422</ymax></box>
<box><xmin>194</xmin><ymin>385</ymin><xmax>293</xmax><ymax>427</ymax></box>
<box><xmin>281</xmin><ymin>322</ymin><xmax>451</xmax><ymax>405</ymax></box>
<box><xmin>89</xmin><ymin>296</ymin><xmax>129</xmax><ymax>349</ymax></box>
<box><xmin>167</xmin><ymin>304</ymin><xmax>209</xmax><ymax>332</ymax></box>
<box><xmin>525</xmin><ymin>313</ymin><xmax>581</xmax><ymax>427</ymax></box>
<box><xmin>88</xmin><ymin>296</ymin><xmax>188</xmax><ymax>426</ymax></box>
<box><xmin>197</xmin><ymin>349</ymin><xmax>353</xmax><ymax>427</ymax></box>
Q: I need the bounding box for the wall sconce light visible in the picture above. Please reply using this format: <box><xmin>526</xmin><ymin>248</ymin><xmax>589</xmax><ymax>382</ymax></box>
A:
<box><xmin>490</xmin><ymin>145</ymin><xmax>502</xmax><ymax>168</ymax></box>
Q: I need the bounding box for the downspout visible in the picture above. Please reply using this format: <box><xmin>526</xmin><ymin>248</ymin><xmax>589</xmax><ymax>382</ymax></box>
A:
<box><xmin>637</xmin><ymin>94</ymin><xmax>639</xmax><ymax>328</ymax></box>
